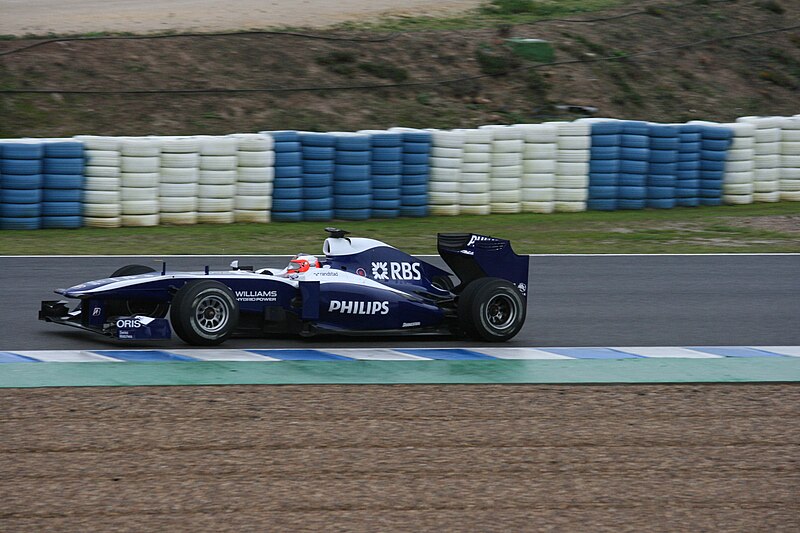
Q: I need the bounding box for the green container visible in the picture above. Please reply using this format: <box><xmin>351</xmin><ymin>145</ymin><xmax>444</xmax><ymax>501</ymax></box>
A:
<box><xmin>505</xmin><ymin>38</ymin><xmax>554</xmax><ymax>63</ymax></box>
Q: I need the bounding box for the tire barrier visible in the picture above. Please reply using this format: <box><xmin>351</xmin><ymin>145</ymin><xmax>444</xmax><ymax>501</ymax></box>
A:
<box><xmin>1</xmin><ymin>115</ymin><xmax>798</xmax><ymax>230</ymax></box>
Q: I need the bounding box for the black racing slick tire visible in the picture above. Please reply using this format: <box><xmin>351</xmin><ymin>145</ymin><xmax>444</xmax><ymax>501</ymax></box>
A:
<box><xmin>107</xmin><ymin>264</ymin><xmax>168</xmax><ymax>318</ymax></box>
<box><xmin>458</xmin><ymin>277</ymin><xmax>526</xmax><ymax>342</ymax></box>
<box><xmin>111</xmin><ymin>264</ymin><xmax>156</xmax><ymax>277</ymax></box>
<box><xmin>170</xmin><ymin>280</ymin><xmax>239</xmax><ymax>346</ymax></box>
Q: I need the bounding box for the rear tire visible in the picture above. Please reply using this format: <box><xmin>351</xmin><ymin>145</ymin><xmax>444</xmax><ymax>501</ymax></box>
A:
<box><xmin>170</xmin><ymin>280</ymin><xmax>239</xmax><ymax>346</ymax></box>
<box><xmin>458</xmin><ymin>278</ymin><xmax>526</xmax><ymax>342</ymax></box>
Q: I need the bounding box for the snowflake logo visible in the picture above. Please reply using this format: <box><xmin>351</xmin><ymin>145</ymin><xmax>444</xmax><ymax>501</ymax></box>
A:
<box><xmin>517</xmin><ymin>282</ymin><xmax>527</xmax><ymax>295</ymax></box>
<box><xmin>372</xmin><ymin>261</ymin><xmax>388</xmax><ymax>280</ymax></box>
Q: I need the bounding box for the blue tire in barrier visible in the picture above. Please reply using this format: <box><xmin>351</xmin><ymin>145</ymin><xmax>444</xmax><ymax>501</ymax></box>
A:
<box><xmin>274</xmin><ymin>166</ymin><xmax>303</xmax><ymax>179</ymax></box>
<box><xmin>400</xmin><ymin>204</ymin><xmax>428</xmax><ymax>217</ymax></box>
<box><xmin>700</xmin><ymin>197</ymin><xmax>723</xmax><ymax>206</ymax></box>
<box><xmin>589</xmin><ymin>160</ymin><xmax>619</xmax><ymax>173</ymax></box>
<box><xmin>699</xmin><ymin>180</ymin><xmax>723</xmax><ymax>191</ymax></box>
<box><xmin>271</xmin><ymin>198</ymin><xmax>303</xmax><ymax>212</ymax></box>
<box><xmin>274</xmin><ymin>177</ymin><xmax>303</xmax><ymax>189</ymax></box>
<box><xmin>273</xmin><ymin>187</ymin><xmax>303</xmax><ymax>200</ymax></box>
<box><xmin>372</xmin><ymin>188</ymin><xmax>401</xmax><ymax>201</ymax></box>
<box><xmin>649</xmin><ymin>138</ymin><xmax>680</xmax><ymax>150</ymax></box>
<box><xmin>647</xmin><ymin>198</ymin><xmax>676</xmax><ymax>209</ymax></box>
<box><xmin>700</xmin><ymin>127</ymin><xmax>733</xmax><ymax>140</ymax></box>
<box><xmin>621</xmin><ymin>134</ymin><xmax>648</xmax><ymax>148</ymax></box>
<box><xmin>373</xmin><ymin>175</ymin><xmax>402</xmax><ymax>189</ymax></box>
<box><xmin>335</xmin><ymin>151</ymin><xmax>371</xmax><ymax>165</ymax></box>
<box><xmin>372</xmin><ymin>147</ymin><xmax>403</xmax><ymax>161</ymax></box>
<box><xmin>367</xmin><ymin>132</ymin><xmax>402</xmax><ymax>147</ymax></box>
<box><xmin>402</xmin><ymin>142</ymin><xmax>431</xmax><ymax>154</ymax></box>
<box><xmin>270</xmin><ymin>131</ymin><xmax>299</xmax><ymax>143</ymax></box>
<box><xmin>589</xmin><ymin>173</ymin><xmax>617</xmax><ymax>187</ymax></box>
<box><xmin>619</xmin><ymin>186</ymin><xmax>646</xmax><ymax>199</ymax></box>
<box><xmin>302</xmin><ymin>209</ymin><xmax>334</xmax><ymax>221</ymax></box>
<box><xmin>648</xmin><ymin>125</ymin><xmax>679</xmax><ymax>138</ymax></box>
<box><xmin>275</xmin><ymin>151</ymin><xmax>302</xmax><ymax>167</ymax></box>
<box><xmin>273</xmin><ymin>140</ymin><xmax>301</xmax><ymax>152</ymax></box>
<box><xmin>649</xmin><ymin>162</ymin><xmax>677</xmax><ymax>175</ymax></box>
<box><xmin>0</xmin><ymin>174</ymin><xmax>43</xmax><ymax>189</ymax></box>
<box><xmin>590</xmin><ymin>146</ymin><xmax>618</xmax><ymax>160</ymax></box>
<box><xmin>403</xmin><ymin>152</ymin><xmax>429</xmax><ymax>165</ymax></box>
<box><xmin>402</xmin><ymin>184</ymin><xmax>428</xmax><ymax>196</ymax></box>
<box><xmin>621</xmin><ymin>147</ymin><xmax>648</xmax><ymax>161</ymax></box>
<box><xmin>592</xmin><ymin>122</ymin><xmax>623</xmax><ymax>135</ymax></box>
<box><xmin>300</xmin><ymin>132</ymin><xmax>335</xmax><ymax>147</ymax></box>
<box><xmin>591</xmin><ymin>134</ymin><xmax>621</xmax><ymax>147</ymax></box>
<box><xmin>372</xmin><ymin>161</ymin><xmax>402</xmax><ymax>175</ymax></box>
<box><xmin>1</xmin><ymin>159</ymin><xmax>41</xmax><ymax>175</ymax></box>
<box><xmin>41</xmin><ymin>215</ymin><xmax>82</xmax><ymax>229</ymax></box>
<box><xmin>303</xmin><ymin>159</ymin><xmax>335</xmax><ymax>174</ymax></box>
<box><xmin>334</xmin><ymin>165</ymin><xmax>370</xmax><ymax>181</ymax></box>
<box><xmin>701</xmin><ymin>150</ymin><xmax>727</xmax><ymax>163</ymax></box>
<box><xmin>43</xmin><ymin>174</ymin><xmax>83</xmax><ymax>189</ymax></box>
<box><xmin>0</xmin><ymin>216</ymin><xmax>41</xmax><ymax>230</ymax></box>
<box><xmin>335</xmin><ymin>136</ymin><xmax>370</xmax><ymax>151</ymax></box>
<box><xmin>44</xmin><ymin>142</ymin><xmax>83</xmax><ymax>158</ymax></box>
<box><xmin>304</xmin><ymin>185</ymin><xmax>333</xmax><ymax>200</ymax></box>
<box><xmin>372</xmin><ymin>199</ymin><xmax>402</xmax><ymax>210</ymax></box>
<box><xmin>402</xmin><ymin>164</ymin><xmax>429</xmax><ymax>175</ymax></box>
<box><xmin>41</xmin><ymin>202</ymin><xmax>82</xmax><ymax>216</ymax></box>
<box><xmin>334</xmin><ymin>180</ymin><xmax>370</xmax><ymax>195</ymax></box>
<box><xmin>649</xmin><ymin>175</ymin><xmax>677</xmax><ymax>188</ymax></box>
<box><xmin>371</xmin><ymin>208</ymin><xmax>400</xmax><ymax>219</ymax></box>
<box><xmin>677</xmin><ymin>197</ymin><xmax>700</xmax><ymax>207</ymax></box>
<box><xmin>401</xmin><ymin>194</ymin><xmax>428</xmax><ymax>207</ymax></box>
<box><xmin>619</xmin><ymin>174</ymin><xmax>646</xmax><ymax>187</ymax></box>
<box><xmin>302</xmin><ymin>146</ymin><xmax>336</xmax><ymax>160</ymax></box>
<box><xmin>1</xmin><ymin>143</ymin><xmax>43</xmax><ymax>159</ymax></box>
<box><xmin>400</xmin><ymin>131</ymin><xmax>432</xmax><ymax>143</ymax></box>
<box><xmin>334</xmin><ymin>208</ymin><xmax>371</xmax><ymax>220</ymax></box>
<box><xmin>617</xmin><ymin>198</ymin><xmax>646</xmax><ymax>210</ymax></box>
<box><xmin>620</xmin><ymin>160</ymin><xmax>648</xmax><ymax>174</ymax></box>
<box><xmin>647</xmin><ymin>186</ymin><xmax>674</xmax><ymax>200</ymax></box>
<box><xmin>1</xmin><ymin>203</ymin><xmax>40</xmax><ymax>218</ymax></box>
<box><xmin>302</xmin><ymin>174</ymin><xmax>333</xmax><ymax>188</ymax></box>
<box><xmin>44</xmin><ymin>158</ymin><xmax>84</xmax><ymax>175</ymax></box>
<box><xmin>0</xmin><ymin>188</ymin><xmax>41</xmax><ymax>204</ymax></box>
<box><xmin>271</xmin><ymin>211</ymin><xmax>304</xmax><ymax>222</ymax></box>
<box><xmin>303</xmin><ymin>198</ymin><xmax>334</xmax><ymax>211</ymax></box>
<box><xmin>587</xmin><ymin>199</ymin><xmax>617</xmax><ymax>211</ymax></box>
<box><xmin>622</xmin><ymin>121</ymin><xmax>649</xmax><ymax>135</ymax></box>
<box><xmin>43</xmin><ymin>188</ymin><xmax>82</xmax><ymax>202</ymax></box>
<box><xmin>649</xmin><ymin>150</ymin><xmax>678</xmax><ymax>164</ymax></box>
<box><xmin>334</xmin><ymin>194</ymin><xmax>371</xmax><ymax>210</ymax></box>
<box><xmin>588</xmin><ymin>186</ymin><xmax>617</xmax><ymax>199</ymax></box>
<box><xmin>402</xmin><ymin>173</ymin><xmax>428</xmax><ymax>186</ymax></box>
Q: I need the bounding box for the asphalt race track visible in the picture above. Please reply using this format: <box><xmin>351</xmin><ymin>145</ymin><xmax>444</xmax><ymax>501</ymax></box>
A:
<box><xmin>2</xmin><ymin>254</ymin><xmax>798</xmax><ymax>350</ymax></box>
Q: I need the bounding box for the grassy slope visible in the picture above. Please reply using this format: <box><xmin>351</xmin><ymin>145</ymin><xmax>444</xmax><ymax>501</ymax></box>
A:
<box><xmin>1</xmin><ymin>203</ymin><xmax>798</xmax><ymax>255</ymax></box>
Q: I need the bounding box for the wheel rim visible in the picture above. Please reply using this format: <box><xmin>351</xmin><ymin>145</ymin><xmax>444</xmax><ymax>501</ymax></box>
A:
<box><xmin>485</xmin><ymin>293</ymin><xmax>516</xmax><ymax>330</ymax></box>
<box><xmin>194</xmin><ymin>294</ymin><xmax>229</xmax><ymax>333</ymax></box>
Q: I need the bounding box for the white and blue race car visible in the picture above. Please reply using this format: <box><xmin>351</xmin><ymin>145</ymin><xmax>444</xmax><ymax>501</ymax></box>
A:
<box><xmin>40</xmin><ymin>228</ymin><xmax>529</xmax><ymax>346</ymax></box>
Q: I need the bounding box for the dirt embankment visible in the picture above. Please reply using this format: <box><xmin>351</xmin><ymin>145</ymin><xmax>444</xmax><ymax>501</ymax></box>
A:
<box><xmin>0</xmin><ymin>0</ymin><xmax>798</xmax><ymax>137</ymax></box>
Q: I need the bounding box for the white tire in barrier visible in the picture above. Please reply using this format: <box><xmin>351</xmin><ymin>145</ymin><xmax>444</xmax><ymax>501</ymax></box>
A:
<box><xmin>234</xmin><ymin>195</ymin><xmax>271</xmax><ymax>210</ymax></box>
<box><xmin>461</xmin><ymin>181</ymin><xmax>490</xmax><ymax>194</ymax></box>
<box><xmin>491</xmin><ymin>189</ymin><xmax>521</xmax><ymax>203</ymax></box>
<box><xmin>459</xmin><ymin>192</ymin><xmax>491</xmax><ymax>205</ymax></box>
<box><xmin>431</xmin><ymin>147</ymin><xmax>463</xmax><ymax>159</ymax></box>
<box><xmin>755</xmin><ymin>154</ymin><xmax>781</xmax><ymax>168</ymax></box>
<box><xmin>780</xmin><ymin>190</ymin><xmax>800</xmax><ymax>201</ymax></box>
<box><xmin>159</xmin><ymin>197</ymin><xmax>197</xmax><ymax>213</ymax></box>
<box><xmin>557</xmin><ymin>136</ymin><xmax>591</xmax><ymax>150</ymax></box>
<box><xmin>523</xmin><ymin>159</ymin><xmax>556</xmax><ymax>174</ymax></box>
<box><xmin>236</xmin><ymin>182</ymin><xmax>273</xmax><ymax>196</ymax></box>
<box><xmin>724</xmin><ymin>171</ymin><xmax>754</xmax><ymax>184</ymax></box>
<box><xmin>557</xmin><ymin>149</ymin><xmax>590</xmax><ymax>163</ymax></box>
<box><xmin>237</xmin><ymin>151</ymin><xmax>274</xmax><ymax>167</ymax></box>
<box><xmin>781</xmin><ymin>168</ymin><xmax>800</xmax><ymax>180</ymax></box>
<box><xmin>490</xmin><ymin>202</ymin><xmax>521</xmax><ymax>214</ymax></box>
<box><xmin>555</xmin><ymin>188</ymin><xmax>589</xmax><ymax>202</ymax></box>
<box><xmin>428</xmin><ymin>191</ymin><xmax>459</xmax><ymax>204</ymax></box>
<box><xmin>459</xmin><ymin>204</ymin><xmax>492</xmax><ymax>215</ymax></box>
<box><xmin>557</xmin><ymin>162</ymin><xmax>589</xmax><ymax>177</ymax></box>
<box><xmin>160</xmin><ymin>211</ymin><xmax>198</xmax><ymax>225</ymax></box>
<box><xmin>737</xmin><ymin>116</ymin><xmax>783</xmax><ymax>128</ymax></box>
<box><xmin>491</xmin><ymin>152</ymin><xmax>523</xmax><ymax>166</ymax></box>
<box><xmin>160</xmin><ymin>167</ymin><xmax>199</xmax><ymax>183</ymax></box>
<box><xmin>462</xmin><ymin>162</ymin><xmax>491</xmax><ymax>174</ymax></box>
<box><xmin>462</xmin><ymin>151</ymin><xmax>491</xmax><ymax>163</ymax></box>
<box><xmin>753</xmin><ymin>191</ymin><xmax>781</xmax><ymax>202</ymax></box>
<box><xmin>75</xmin><ymin>135</ymin><xmax>120</xmax><ymax>151</ymax></box>
<box><xmin>492</xmin><ymin>165</ymin><xmax>523</xmax><ymax>179</ymax></box>
<box><xmin>430</xmin><ymin>167</ymin><xmax>460</xmax><ymax>180</ymax></box>
<box><xmin>429</xmin><ymin>157</ymin><xmax>462</xmax><ymax>170</ymax></box>
<box><xmin>121</xmin><ymin>138</ymin><xmax>160</xmax><ymax>157</ymax></box>
<box><xmin>557</xmin><ymin>175</ymin><xmax>589</xmax><ymax>189</ymax></box>
<box><xmin>230</xmin><ymin>133</ymin><xmax>273</xmax><ymax>151</ymax></box>
<box><xmin>552</xmin><ymin>122</ymin><xmax>591</xmax><ymax>136</ymax></box>
<box><xmin>491</xmin><ymin>177</ymin><xmax>521</xmax><ymax>191</ymax></box>
<box><xmin>755</xmin><ymin>128</ymin><xmax>782</xmax><ymax>143</ymax></box>
<box><xmin>121</xmin><ymin>172</ymin><xmax>160</xmax><ymax>188</ymax></box>
<box><xmin>522</xmin><ymin>201</ymin><xmax>555</xmax><ymax>214</ymax></box>
<box><xmin>83</xmin><ymin>190</ymin><xmax>120</xmax><ymax>204</ymax></box>
<box><xmin>84</xmin><ymin>216</ymin><xmax>122</xmax><ymax>228</ymax></box>
<box><xmin>730</xmin><ymin>122</ymin><xmax>757</xmax><ymax>137</ymax></box>
<box><xmin>460</xmin><ymin>172</ymin><xmax>490</xmax><ymax>183</ymax></box>
<box><xmin>121</xmin><ymin>187</ymin><xmax>159</xmax><ymax>201</ymax></box>
<box><xmin>122</xmin><ymin>214</ymin><xmax>160</xmax><ymax>227</ymax></box>
<box><xmin>754</xmin><ymin>142</ymin><xmax>780</xmax><ymax>156</ymax></box>
<box><xmin>554</xmin><ymin>200</ymin><xmax>586</xmax><ymax>212</ymax></box>
<box><xmin>782</xmin><ymin>130</ymin><xmax>800</xmax><ymax>142</ymax></box>
<box><xmin>516</xmin><ymin>124</ymin><xmax>558</xmax><ymax>143</ymax></box>
<box><xmin>237</xmin><ymin>167</ymin><xmax>274</xmax><ymax>182</ymax></box>
<box><xmin>85</xmin><ymin>150</ymin><xmax>121</xmax><ymax>166</ymax></box>
<box><xmin>199</xmin><ymin>170</ymin><xmax>237</xmax><ymax>185</ymax></box>
<box><xmin>85</xmin><ymin>166</ymin><xmax>121</xmax><ymax>178</ymax></box>
<box><xmin>200</xmin><ymin>155</ymin><xmax>238</xmax><ymax>171</ymax></box>
<box><xmin>523</xmin><ymin>144</ymin><xmax>557</xmax><ymax>160</ymax></box>
<box><xmin>755</xmin><ymin>168</ymin><xmax>780</xmax><ymax>181</ymax></box>
<box><xmin>459</xmin><ymin>129</ymin><xmax>494</xmax><ymax>144</ymax></box>
<box><xmin>522</xmin><ymin>173</ymin><xmax>556</xmax><ymax>188</ymax></box>
<box><xmin>159</xmin><ymin>183</ymin><xmax>198</xmax><ymax>197</ymax></box>
<box><xmin>725</xmin><ymin>160</ymin><xmax>754</xmax><ymax>173</ymax></box>
<box><xmin>723</xmin><ymin>194</ymin><xmax>753</xmax><ymax>205</ymax></box>
<box><xmin>122</xmin><ymin>200</ymin><xmax>159</xmax><ymax>215</ymax></box>
<box><xmin>199</xmin><ymin>184</ymin><xmax>236</xmax><ymax>198</ymax></box>
<box><xmin>121</xmin><ymin>156</ymin><xmax>160</xmax><ymax>173</ymax></box>
<box><xmin>479</xmin><ymin>125</ymin><xmax>522</xmax><ymax>141</ymax></box>
<box><xmin>429</xmin><ymin>181</ymin><xmax>459</xmax><ymax>193</ymax></box>
<box><xmin>782</xmin><ymin>142</ymin><xmax>800</xmax><ymax>155</ymax></box>
<box><xmin>723</xmin><ymin>183</ymin><xmax>754</xmax><ymax>195</ymax></box>
<box><xmin>84</xmin><ymin>176</ymin><xmax>121</xmax><ymax>191</ymax></box>
<box><xmin>431</xmin><ymin>130</ymin><xmax>465</xmax><ymax>148</ymax></box>
<box><xmin>782</xmin><ymin>155</ymin><xmax>800</xmax><ymax>168</ymax></box>
<box><xmin>235</xmin><ymin>209</ymin><xmax>271</xmax><ymax>223</ymax></box>
<box><xmin>729</xmin><ymin>137</ymin><xmax>754</xmax><ymax>150</ymax></box>
<box><xmin>429</xmin><ymin>204</ymin><xmax>460</xmax><ymax>216</ymax></box>
<box><xmin>492</xmin><ymin>139</ymin><xmax>524</xmax><ymax>154</ymax></box>
<box><xmin>160</xmin><ymin>153</ymin><xmax>199</xmax><ymax>168</ymax></box>
<box><xmin>726</xmin><ymin>148</ymin><xmax>755</xmax><ymax>161</ymax></box>
<box><xmin>198</xmin><ymin>198</ymin><xmax>235</xmax><ymax>212</ymax></box>
<box><xmin>753</xmin><ymin>180</ymin><xmax>779</xmax><ymax>192</ymax></box>
<box><xmin>159</xmin><ymin>137</ymin><xmax>200</xmax><ymax>153</ymax></box>
<box><xmin>200</xmin><ymin>137</ymin><xmax>238</xmax><ymax>156</ymax></box>
<box><xmin>522</xmin><ymin>188</ymin><xmax>555</xmax><ymax>202</ymax></box>
<box><xmin>780</xmin><ymin>179</ymin><xmax>800</xmax><ymax>191</ymax></box>
<box><xmin>83</xmin><ymin>203</ymin><xmax>122</xmax><ymax>217</ymax></box>
<box><xmin>462</xmin><ymin>143</ymin><xmax>491</xmax><ymax>154</ymax></box>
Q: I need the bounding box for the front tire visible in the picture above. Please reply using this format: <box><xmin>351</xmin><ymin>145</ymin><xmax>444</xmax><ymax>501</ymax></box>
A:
<box><xmin>458</xmin><ymin>278</ymin><xmax>526</xmax><ymax>342</ymax></box>
<box><xmin>170</xmin><ymin>280</ymin><xmax>239</xmax><ymax>346</ymax></box>
<box><xmin>107</xmin><ymin>264</ymin><xmax>168</xmax><ymax>318</ymax></box>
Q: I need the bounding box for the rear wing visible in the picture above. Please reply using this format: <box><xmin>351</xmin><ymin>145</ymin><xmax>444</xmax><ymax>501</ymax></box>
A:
<box><xmin>437</xmin><ymin>233</ymin><xmax>529</xmax><ymax>297</ymax></box>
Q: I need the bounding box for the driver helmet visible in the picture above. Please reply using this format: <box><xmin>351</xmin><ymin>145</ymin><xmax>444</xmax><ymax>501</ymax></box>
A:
<box><xmin>286</xmin><ymin>254</ymin><xmax>320</xmax><ymax>274</ymax></box>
